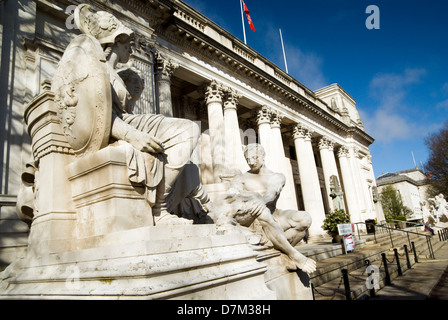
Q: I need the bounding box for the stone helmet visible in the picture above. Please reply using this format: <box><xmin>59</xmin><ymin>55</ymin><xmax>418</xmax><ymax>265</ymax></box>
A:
<box><xmin>74</xmin><ymin>4</ymin><xmax>134</xmax><ymax>46</ymax></box>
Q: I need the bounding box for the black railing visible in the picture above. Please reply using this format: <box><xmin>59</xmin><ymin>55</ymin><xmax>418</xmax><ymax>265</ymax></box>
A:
<box><xmin>352</xmin><ymin>221</ymin><xmax>436</xmax><ymax>259</ymax></box>
<box><xmin>313</xmin><ymin>223</ymin><xmax>448</xmax><ymax>300</ymax></box>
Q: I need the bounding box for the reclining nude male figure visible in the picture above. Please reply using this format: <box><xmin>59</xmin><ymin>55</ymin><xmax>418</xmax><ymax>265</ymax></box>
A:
<box><xmin>209</xmin><ymin>144</ymin><xmax>316</xmax><ymax>274</ymax></box>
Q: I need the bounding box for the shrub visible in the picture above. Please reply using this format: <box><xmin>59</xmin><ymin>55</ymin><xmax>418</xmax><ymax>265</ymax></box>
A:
<box><xmin>322</xmin><ymin>209</ymin><xmax>351</xmax><ymax>237</ymax></box>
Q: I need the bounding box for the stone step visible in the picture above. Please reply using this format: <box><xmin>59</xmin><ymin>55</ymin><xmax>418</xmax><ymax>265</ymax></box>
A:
<box><xmin>310</xmin><ymin>233</ymin><xmax>447</xmax><ymax>300</ymax></box>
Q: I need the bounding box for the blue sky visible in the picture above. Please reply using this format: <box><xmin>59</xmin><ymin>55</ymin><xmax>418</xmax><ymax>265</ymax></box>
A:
<box><xmin>182</xmin><ymin>0</ymin><xmax>448</xmax><ymax>178</ymax></box>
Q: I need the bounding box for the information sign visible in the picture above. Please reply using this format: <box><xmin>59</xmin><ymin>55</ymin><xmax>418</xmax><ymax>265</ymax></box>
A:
<box><xmin>337</xmin><ymin>224</ymin><xmax>354</xmax><ymax>236</ymax></box>
<box><xmin>343</xmin><ymin>234</ymin><xmax>355</xmax><ymax>252</ymax></box>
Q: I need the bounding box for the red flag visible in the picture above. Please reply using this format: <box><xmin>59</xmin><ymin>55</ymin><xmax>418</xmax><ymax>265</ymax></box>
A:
<box><xmin>243</xmin><ymin>1</ymin><xmax>256</xmax><ymax>32</ymax></box>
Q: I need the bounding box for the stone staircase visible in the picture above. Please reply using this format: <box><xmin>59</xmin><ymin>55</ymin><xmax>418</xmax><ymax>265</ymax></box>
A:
<box><xmin>302</xmin><ymin>227</ymin><xmax>448</xmax><ymax>300</ymax></box>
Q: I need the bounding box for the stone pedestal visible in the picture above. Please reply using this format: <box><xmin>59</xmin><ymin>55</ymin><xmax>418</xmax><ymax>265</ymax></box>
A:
<box><xmin>68</xmin><ymin>144</ymin><xmax>154</xmax><ymax>240</ymax></box>
<box><xmin>257</xmin><ymin>248</ymin><xmax>313</xmax><ymax>300</ymax></box>
<box><xmin>0</xmin><ymin>89</ymin><xmax>277</xmax><ymax>300</ymax></box>
<box><xmin>0</xmin><ymin>225</ymin><xmax>276</xmax><ymax>300</ymax></box>
<box><xmin>23</xmin><ymin>91</ymin><xmax>77</xmax><ymax>257</ymax></box>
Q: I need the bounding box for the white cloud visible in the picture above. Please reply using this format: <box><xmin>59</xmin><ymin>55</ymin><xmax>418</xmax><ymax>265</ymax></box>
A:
<box><xmin>436</xmin><ymin>98</ymin><xmax>448</xmax><ymax>111</ymax></box>
<box><xmin>364</xmin><ymin>68</ymin><xmax>427</xmax><ymax>143</ymax></box>
<box><xmin>286</xmin><ymin>46</ymin><xmax>327</xmax><ymax>91</ymax></box>
<box><xmin>262</xmin><ymin>26</ymin><xmax>327</xmax><ymax>91</ymax></box>
<box><xmin>362</xmin><ymin>109</ymin><xmax>412</xmax><ymax>143</ymax></box>
<box><xmin>369</xmin><ymin>68</ymin><xmax>426</xmax><ymax>110</ymax></box>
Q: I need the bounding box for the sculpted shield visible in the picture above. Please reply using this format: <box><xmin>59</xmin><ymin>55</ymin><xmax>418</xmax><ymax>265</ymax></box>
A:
<box><xmin>52</xmin><ymin>34</ymin><xmax>111</xmax><ymax>156</ymax></box>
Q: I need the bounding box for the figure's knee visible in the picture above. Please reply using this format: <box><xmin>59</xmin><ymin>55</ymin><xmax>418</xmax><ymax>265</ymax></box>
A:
<box><xmin>277</xmin><ymin>209</ymin><xmax>312</xmax><ymax>230</ymax></box>
<box><xmin>300</xmin><ymin>211</ymin><xmax>312</xmax><ymax>229</ymax></box>
<box><xmin>182</xmin><ymin>118</ymin><xmax>200</xmax><ymax>144</ymax></box>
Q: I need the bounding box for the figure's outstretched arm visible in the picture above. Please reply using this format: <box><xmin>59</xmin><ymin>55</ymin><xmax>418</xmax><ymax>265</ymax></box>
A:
<box><xmin>111</xmin><ymin>114</ymin><xmax>164</xmax><ymax>154</ymax></box>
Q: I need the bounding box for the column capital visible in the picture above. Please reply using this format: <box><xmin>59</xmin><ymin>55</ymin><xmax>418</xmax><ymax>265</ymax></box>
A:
<box><xmin>352</xmin><ymin>147</ymin><xmax>362</xmax><ymax>159</ymax></box>
<box><xmin>203</xmin><ymin>80</ymin><xmax>224</xmax><ymax>104</ymax></box>
<box><xmin>292</xmin><ymin>123</ymin><xmax>313</xmax><ymax>141</ymax></box>
<box><xmin>337</xmin><ymin>146</ymin><xmax>350</xmax><ymax>158</ymax></box>
<box><xmin>253</xmin><ymin>105</ymin><xmax>272</xmax><ymax>126</ymax></box>
<box><xmin>154</xmin><ymin>52</ymin><xmax>179</xmax><ymax>79</ymax></box>
<box><xmin>223</xmin><ymin>87</ymin><xmax>241</xmax><ymax>111</ymax></box>
<box><xmin>270</xmin><ymin>111</ymin><xmax>284</xmax><ymax>129</ymax></box>
<box><xmin>318</xmin><ymin>136</ymin><xmax>335</xmax><ymax>151</ymax></box>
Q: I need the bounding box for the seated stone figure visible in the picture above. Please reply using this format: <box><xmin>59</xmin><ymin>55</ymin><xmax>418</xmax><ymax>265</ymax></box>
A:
<box><xmin>209</xmin><ymin>144</ymin><xmax>316</xmax><ymax>274</ymax></box>
<box><xmin>73</xmin><ymin>4</ymin><xmax>208</xmax><ymax>224</ymax></box>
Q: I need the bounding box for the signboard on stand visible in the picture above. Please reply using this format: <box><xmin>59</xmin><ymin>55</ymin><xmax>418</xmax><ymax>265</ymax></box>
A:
<box><xmin>337</xmin><ymin>224</ymin><xmax>355</xmax><ymax>253</ymax></box>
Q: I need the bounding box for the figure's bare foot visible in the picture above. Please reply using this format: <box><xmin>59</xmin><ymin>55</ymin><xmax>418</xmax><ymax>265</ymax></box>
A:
<box><xmin>291</xmin><ymin>252</ymin><xmax>316</xmax><ymax>274</ymax></box>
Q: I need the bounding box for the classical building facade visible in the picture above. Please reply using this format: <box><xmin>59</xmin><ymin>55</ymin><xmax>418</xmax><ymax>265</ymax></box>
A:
<box><xmin>376</xmin><ymin>168</ymin><xmax>431</xmax><ymax>222</ymax></box>
<box><xmin>0</xmin><ymin>0</ymin><xmax>383</xmax><ymax>267</ymax></box>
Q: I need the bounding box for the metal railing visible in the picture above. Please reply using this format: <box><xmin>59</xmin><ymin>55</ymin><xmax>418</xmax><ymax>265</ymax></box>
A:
<box><xmin>352</xmin><ymin>221</ymin><xmax>436</xmax><ymax>259</ymax></box>
<box><xmin>313</xmin><ymin>222</ymin><xmax>448</xmax><ymax>300</ymax></box>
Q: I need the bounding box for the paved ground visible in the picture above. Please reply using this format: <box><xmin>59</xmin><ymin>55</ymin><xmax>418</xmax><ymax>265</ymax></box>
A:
<box><xmin>369</xmin><ymin>242</ymin><xmax>448</xmax><ymax>300</ymax></box>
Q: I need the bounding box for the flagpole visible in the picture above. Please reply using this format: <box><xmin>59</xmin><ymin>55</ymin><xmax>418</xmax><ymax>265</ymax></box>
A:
<box><xmin>279</xmin><ymin>28</ymin><xmax>288</xmax><ymax>73</ymax></box>
<box><xmin>240</xmin><ymin>0</ymin><xmax>247</xmax><ymax>44</ymax></box>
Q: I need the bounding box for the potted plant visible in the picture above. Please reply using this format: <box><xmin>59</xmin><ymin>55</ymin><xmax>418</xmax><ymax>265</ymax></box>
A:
<box><xmin>395</xmin><ymin>215</ymin><xmax>407</xmax><ymax>229</ymax></box>
<box><xmin>322</xmin><ymin>209</ymin><xmax>351</xmax><ymax>243</ymax></box>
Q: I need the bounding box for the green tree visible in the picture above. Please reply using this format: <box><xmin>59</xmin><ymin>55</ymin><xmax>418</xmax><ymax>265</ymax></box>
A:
<box><xmin>424</xmin><ymin>121</ymin><xmax>448</xmax><ymax>197</ymax></box>
<box><xmin>380</xmin><ymin>185</ymin><xmax>412</xmax><ymax>222</ymax></box>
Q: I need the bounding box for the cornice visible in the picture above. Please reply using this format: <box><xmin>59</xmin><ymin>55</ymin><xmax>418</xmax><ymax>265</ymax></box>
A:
<box><xmin>153</xmin><ymin>1</ymin><xmax>379</xmax><ymax>146</ymax></box>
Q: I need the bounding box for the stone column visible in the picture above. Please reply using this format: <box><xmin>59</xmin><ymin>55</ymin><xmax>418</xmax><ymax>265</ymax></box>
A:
<box><xmin>254</xmin><ymin>106</ymin><xmax>273</xmax><ymax>169</ymax></box>
<box><xmin>269</xmin><ymin>112</ymin><xmax>298</xmax><ymax>211</ymax></box>
<box><xmin>350</xmin><ymin>147</ymin><xmax>368</xmax><ymax>220</ymax></box>
<box><xmin>357</xmin><ymin>152</ymin><xmax>375</xmax><ymax>220</ymax></box>
<box><xmin>292</xmin><ymin>124</ymin><xmax>326</xmax><ymax>237</ymax></box>
<box><xmin>204</xmin><ymin>80</ymin><xmax>226</xmax><ymax>182</ymax></box>
<box><xmin>337</xmin><ymin>146</ymin><xmax>361</xmax><ymax>223</ymax></box>
<box><xmin>154</xmin><ymin>52</ymin><xmax>178</xmax><ymax>117</ymax></box>
<box><xmin>223</xmin><ymin>88</ymin><xmax>248</xmax><ymax>172</ymax></box>
<box><xmin>318</xmin><ymin>136</ymin><xmax>344</xmax><ymax>212</ymax></box>
<box><xmin>367</xmin><ymin>154</ymin><xmax>386</xmax><ymax>222</ymax></box>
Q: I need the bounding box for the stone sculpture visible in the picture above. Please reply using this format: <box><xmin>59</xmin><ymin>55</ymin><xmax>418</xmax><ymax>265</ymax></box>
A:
<box><xmin>429</xmin><ymin>194</ymin><xmax>448</xmax><ymax>222</ymax></box>
<box><xmin>208</xmin><ymin>144</ymin><xmax>316</xmax><ymax>274</ymax></box>
<box><xmin>1</xmin><ymin>4</ymin><xmax>316</xmax><ymax>299</ymax></box>
<box><xmin>329</xmin><ymin>175</ymin><xmax>344</xmax><ymax>211</ymax></box>
<box><xmin>420</xmin><ymin>200</ymin><xmax>436</xmax><ymax>225</ymax></box>
<box><xmin>64</xmin><ymin>4</ymin><xmax>208</xmax><ymax>224</ymax></box>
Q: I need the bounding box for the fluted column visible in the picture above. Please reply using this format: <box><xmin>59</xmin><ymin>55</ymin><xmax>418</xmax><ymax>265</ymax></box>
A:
<box><xmin>269</xmin><ymin>111</ymin><xmax>298</xmax><ymax>210</ymax></box>
<box><xmin>292</xmin><ymin>123</ymin><xmax>326</xmax><ymax>237</ymax></box>
<box><xmin>154</xmin><ymin>53</ymin><xmax>179</xmax><ymax>117</ymax></box>
<box><xmin>356</xmin><ymin>151</ymin><xmax>375</xmax><ymax>220</ymax></box>
<box><xmin>337</xmin><ymin>146</ymin><xmax>361</xmax><ymax>223</ymax></box>
<box><xmin>204</xmin><ymin>80</ymin><xmax>226</xmax><ymax>182</ymax></box>
<box><xmin>254</xmin><ymin>106</ymin><xmax>273</xmax><ymax>169</ymax></box>
<box><xmin>223</xmin><ymin>88</ymin><xmax>248</xmax><ymax>172</ymax></box>
<box><xmin>350</xmin><ymin>147</ymin><xmax>368</xmax><ymax>220</ymax></box>
<box><xmin>367</xmin><ymin>153</ymin><xmax>386</xmax><ymax>222</ymax></box>
<box><xmin>318</xmin><ymin>136</ymin><xmax>344</xmax><ymax>212</ymax></box>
